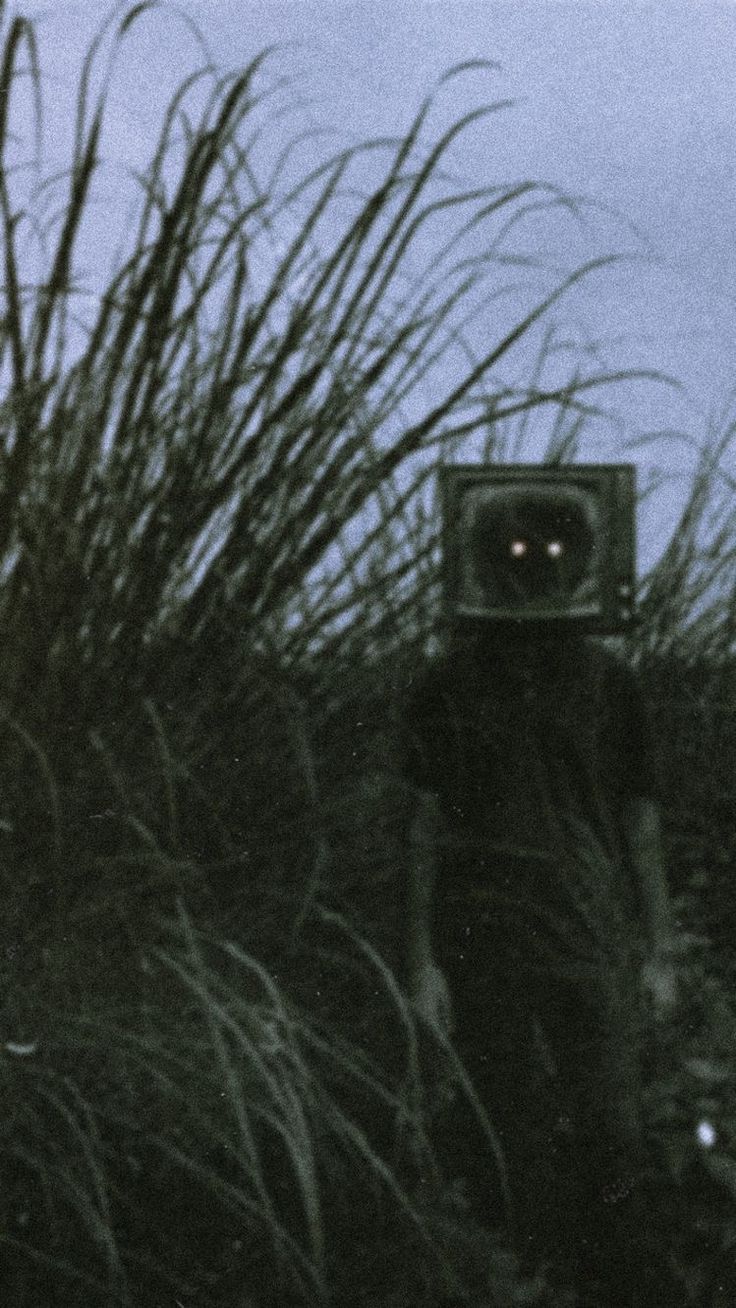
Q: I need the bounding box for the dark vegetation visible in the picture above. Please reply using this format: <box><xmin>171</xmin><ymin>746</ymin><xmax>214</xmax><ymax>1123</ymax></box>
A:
<box><xmin>1</xmin><ymin>3</ymin><xmax>736</xmax><ymax>1303</ymax></box>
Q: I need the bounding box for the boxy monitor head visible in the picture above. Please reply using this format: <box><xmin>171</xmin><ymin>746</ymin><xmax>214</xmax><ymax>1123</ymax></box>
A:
<box><xmin>442</xmin><ymin>464</ymin><xmax>636</xmax><ymax>634</ymax></box>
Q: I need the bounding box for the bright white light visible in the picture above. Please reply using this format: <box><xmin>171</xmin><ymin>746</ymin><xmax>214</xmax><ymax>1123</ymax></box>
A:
<box><xmin>510</xmin><ymin>539</ymin><xmax>527</xmax><ymax>558</ymax></box>
<box><xmin>5</xmin><ymin>1041</ymin><xmax>38</xmax><ymax>1057</ymax></box>
<box><xmin>547</xmin><ymin>540</ymin><xmax>564</xmax><ymax>558</ymax></box>
<box><xmin>696</xmin><ymin>1120</ymin><xmax>717</xmax><ymax>1148</ymax></box>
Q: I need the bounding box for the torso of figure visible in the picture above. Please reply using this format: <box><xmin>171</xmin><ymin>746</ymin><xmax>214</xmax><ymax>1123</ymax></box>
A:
<box><xmin>402</xmin><ymin>630</ymin><xmax>652</xmax><ymax>924</ymax></box>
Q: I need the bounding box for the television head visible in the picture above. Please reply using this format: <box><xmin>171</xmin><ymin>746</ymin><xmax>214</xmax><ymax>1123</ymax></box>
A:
<box><xmin>441</xmin><ymin>463</ymin><xmax>636</xmax><ymax>634</ymax></box>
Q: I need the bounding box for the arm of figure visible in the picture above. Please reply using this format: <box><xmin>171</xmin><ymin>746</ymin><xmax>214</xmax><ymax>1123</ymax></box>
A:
<box><xmin>622</xmin><ymin>795</ymin><xmax>678</xmax><ymax>1014</ymax></box>
<box><xmin>406</xmin><ymin>789</ymin><xmax>454</xmax><ymax>1036</ymax></box>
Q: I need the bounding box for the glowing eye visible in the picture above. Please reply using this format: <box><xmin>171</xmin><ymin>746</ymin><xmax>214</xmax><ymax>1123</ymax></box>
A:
<box><xmin>547</xmin><ymin>540</ymin><xmax>564</xmax><ymax>558</ymax></box>
<box><xmin>510</xmin><ymin>540</ymin><xmax>527</xmax><ymax>558</ymax></box>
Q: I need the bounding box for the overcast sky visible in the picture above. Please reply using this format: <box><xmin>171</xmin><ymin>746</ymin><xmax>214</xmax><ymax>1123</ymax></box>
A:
<box><xmin>27</xmin><ymin>0</ymin><xmax>736</xmax><ymax>565</ymax></box>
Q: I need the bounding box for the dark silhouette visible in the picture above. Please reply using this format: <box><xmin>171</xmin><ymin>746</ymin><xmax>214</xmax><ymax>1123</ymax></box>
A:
<box><xmin>401</xmin><ymin>489</ymin><xmax>678</xmax><ymax>1301</ymax></box>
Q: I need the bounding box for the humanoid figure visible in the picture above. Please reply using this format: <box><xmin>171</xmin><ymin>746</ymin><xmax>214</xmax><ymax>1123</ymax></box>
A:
<box><xmin>402</xmin><ymin>487</ymin><xmax>677</xmax><ymax>1293</ymax></box>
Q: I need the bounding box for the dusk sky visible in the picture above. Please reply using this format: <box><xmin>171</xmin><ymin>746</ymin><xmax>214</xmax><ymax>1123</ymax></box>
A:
<box><xmin>28</xmin><ymin>0</ymin><xmax>736</xmax><ymax>566</ymax></box>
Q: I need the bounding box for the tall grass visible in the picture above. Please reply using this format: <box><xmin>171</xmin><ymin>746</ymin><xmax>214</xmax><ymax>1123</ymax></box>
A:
<box><xmin>0</xmin><ymin>2</ymin><xmax>652</xmax><ymax>700</ymax></box>
<box><xmin>1</xmin><ymin>2</ymin><xmax>735</xmax><ymax>1304</ymax></box>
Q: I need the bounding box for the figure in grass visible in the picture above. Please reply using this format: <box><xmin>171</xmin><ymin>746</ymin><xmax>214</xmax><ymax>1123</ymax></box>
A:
<box><xmin>401</xmin><ymin>465</ymin><xmax>678</xmax><ymax>1300</ymax></box>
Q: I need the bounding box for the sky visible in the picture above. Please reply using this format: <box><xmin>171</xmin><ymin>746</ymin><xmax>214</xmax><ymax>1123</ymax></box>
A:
<box><xmin>22</xmin><ymin>0</ymin><xmax>736</xmax><ymax>568</ymax></box>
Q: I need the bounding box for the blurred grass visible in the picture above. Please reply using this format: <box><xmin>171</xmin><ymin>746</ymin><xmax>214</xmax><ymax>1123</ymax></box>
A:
<box><xmin>0</xmin><ymin>2</ymin><xmax>735</xmax><ymax>1304</ymax></box>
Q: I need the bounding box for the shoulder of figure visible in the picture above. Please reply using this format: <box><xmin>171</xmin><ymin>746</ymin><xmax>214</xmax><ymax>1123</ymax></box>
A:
<box><xmin>401</xmin><ymin>658</ymin><xmax>454</xmax><ymax>728</ymax></box>
<box><xmin>402</xmin><ymin>649</ymin><xmax>451</xmax><ymax>696</ymax></box>
<box><xmin>578</xmin><ymin>637</ymin><xmax>629</xmax><ymax>675</ymax></box>
<box><xmin>580</xmin><ymin>640</ymin><xmax>646</xmax><ymax>711</ymax></box>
